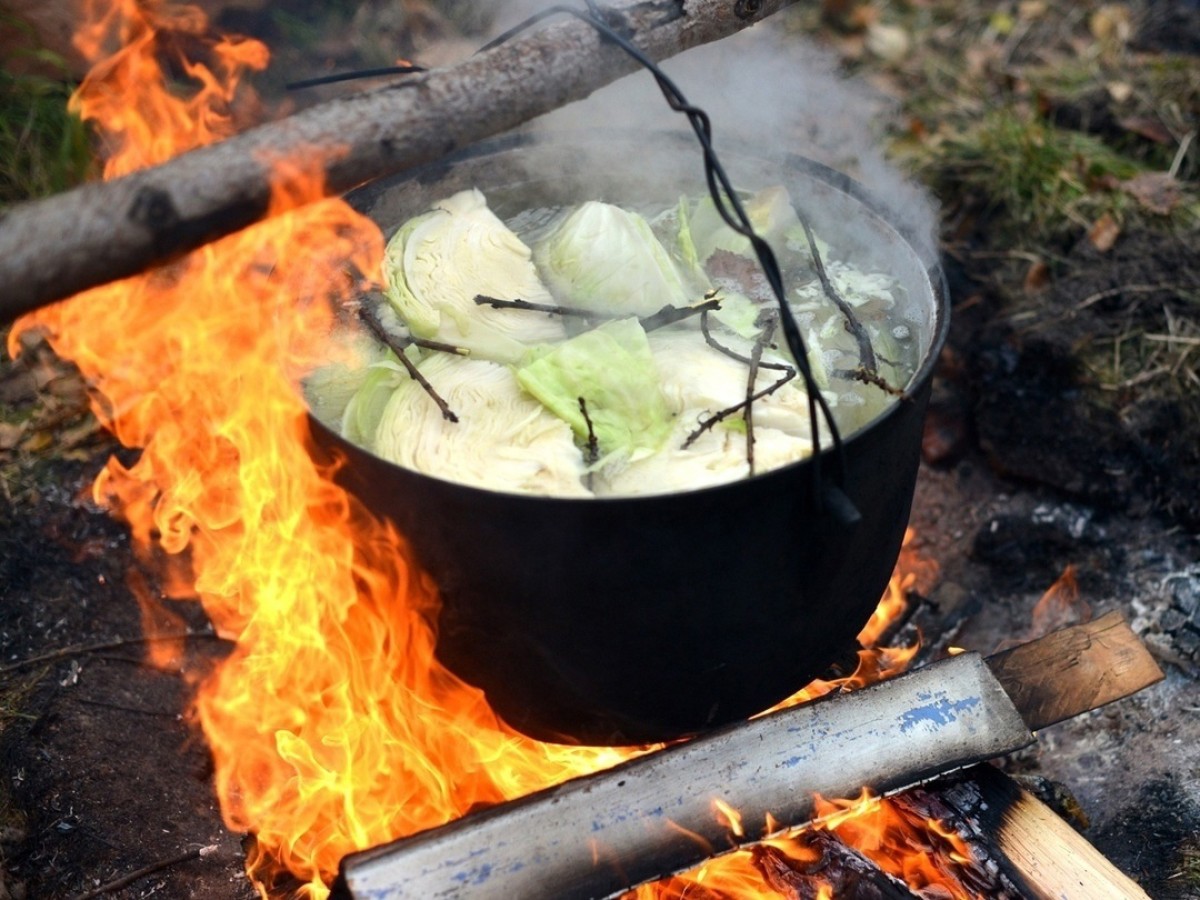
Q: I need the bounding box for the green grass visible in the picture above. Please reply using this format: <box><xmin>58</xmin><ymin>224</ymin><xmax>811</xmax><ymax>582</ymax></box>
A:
<box><xmin>1175</xmin><ymin>839</ymin><xmax>1200</xmax><ymax>893</ymax></box>
<box><xmin>932</xmin><ymin>107</ymin><xmax>1145</xmax><ymax>242</ymax></box>
<box><xmin>0</xmin><ymin>676</ymin><xmax>39</xmax><ymax>736</ymax></box>
<box><xmin>0</xmin><ymin>59</ymin><xmax>92</xmax><ymax>208</ymax></box>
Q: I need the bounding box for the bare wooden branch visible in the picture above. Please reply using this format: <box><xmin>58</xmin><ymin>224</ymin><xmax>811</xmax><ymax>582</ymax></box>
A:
<box><xmin>0</xmin><ymin>0</ymin><xmax>801</xmax><ymax>323</ymax></box>
<box><xmin>743</xmin><ymin>314</ymin><xmax>778</xmax><ymax>474</ymax></box>
<box><xmin>682</xmin><ymin>366</ymin><xmax>796</xmax><ymax>449</ymax></box>
<box><xmin>699</xmin><ymin>308</ymin><xmax>792</xmax><ymax>371</ymax></box>
<box><xmin>578</xmin><ymin>396</ymin><xmax>600</xmax><ymax>466</ymax></box>
<box><xmin>475</xmin><ymin>295</ymin><xmax>599</xmax><ymax>320</ymax></box>
<box><xmin>637</xmin><ymin>299</ymin><xmax>723</xmax><ymax>332</ymax></box>
<box><xmin>0</xmin><ymin>631</ymin><xmax>223</xmax><ymax>675</ymax></box>
<box><xmin>71</xmin><ymin>845</ymin><xmax>219</xmax><ymax>900</ymax></box>
<box><xmin>356</xmin><ymin>304</ymin><xmax>459</xmax><ymax>423</ymax></box>
<box><xmin>474</xmin><ymin>295</ymin><xmax>722</xmax><ymax>332</ymax></box>
<box><xmin>797</xmin><ymin>213</ymin><xmax>876</xmax><ymax>367</ymax></box>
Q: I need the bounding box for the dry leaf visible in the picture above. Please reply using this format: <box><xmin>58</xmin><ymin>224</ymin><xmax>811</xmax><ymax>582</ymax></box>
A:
<box><xmin>965</xmin><ymin>43</ymin><xmax>1000</xmax><ymax>76</ymax></box>
<box><xmin>0</xmin><ymin>422</ymin><xmax>25</xmax><ymax>451</ymax></box>
<box><xmin>1118</xmin><ymin>116</ymin><xmax>1175</xmax><ymax>145</ymax></box>
<box><xmin>822</xmin><ymin>0</ymin><xmax>874</xmax><ymax>31</ymax></box>
<box><xmin>59</xmin><ymin>418</ymin><xmax>102</xmax><ymax>449</ymax></box>
<box><xmin>833</xmin><ymin>31</ymin><xmax>866</xmax><ymax>61</ymax></box>
<box><xmin>1024</xmin><ymin>259</ymin><xmax>1051</xmax><ymax>293</ymax></box>
<box><xmin>865</xmin><ymin>22</ymin><xmax>910</xmax><ymax>63</ymax></box>
<box><xmin>1088</xmin><ymin>213</ymin><xmax>1121</xmax><ymax>252</ymax></box>
<box><xmin>20</xmin><ymin>430</ymin><xmax>53</xmax><ymax>453</ymax></box>
<box><xmin>1090</xmin><ymin>4</ymin><xmax>1132</xmax><ymax>44</ymax></box>
<box><xmin>1106</xmin><ymin>81</ymin><xmax>1134</xmax><ymax>103</ymax></box>
<box><xmin>1122</xmin><ymin>172</ymin><xmax>1183</xmax><ymax>215</ymax></box>
<box><xmin>1018</xmin><ymin>1</ymin><xmax>1048</xmax><ymax>18</ymax></box>
<box><xmin>0</xmin><ymin>369</ymin><xmax>37</xmax><ymax>405</ymax></box>
<box><xmin>989</xmin><ymin>11</ymin><xmax>1016</xmax><ymax>35</ymax></box>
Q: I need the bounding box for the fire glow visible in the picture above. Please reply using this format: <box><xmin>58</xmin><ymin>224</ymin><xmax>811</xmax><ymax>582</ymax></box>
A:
<box><xmin>13</xmin><ymin>2</ymin><xmax>977</xmax><ymax>897</ymax></box>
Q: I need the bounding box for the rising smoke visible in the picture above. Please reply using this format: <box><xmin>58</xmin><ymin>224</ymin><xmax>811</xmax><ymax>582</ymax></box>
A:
<box><xmin>484</xmin><ymin>2</ymin><xmax>939</xmax><ymax>262</ymax></box>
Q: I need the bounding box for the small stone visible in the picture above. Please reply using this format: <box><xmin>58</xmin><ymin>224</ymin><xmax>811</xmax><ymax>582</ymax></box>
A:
<box><xmin>1170</xmin><ymin>577</ymin><xmax>1200</xmax><ymax>615</ymax></box>
<box><xmin>922</xmin><ymin>404</ymin><xmax>969</xmax><ymax>466</ymax></box>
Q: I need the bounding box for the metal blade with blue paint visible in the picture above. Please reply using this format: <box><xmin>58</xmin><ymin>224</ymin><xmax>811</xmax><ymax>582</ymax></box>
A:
<box><xmin>333</xmin><ymin>652</ymin><xmax>1033</xmax><ymax>900</ymax></box>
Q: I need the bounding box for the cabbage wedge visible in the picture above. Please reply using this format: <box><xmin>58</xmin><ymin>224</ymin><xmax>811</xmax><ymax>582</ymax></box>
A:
<box><xmin>304</xmin><ymin>329</ymin><xmax>387</xmax><ymax>432</ymax></box>
<box><xmin>374</xmin><ymin>354</ymin><xmax>590</xmax><ymax>497</ymax></box>
<box><xmin>648</xmin><ymin>330</ymin><xmax>820</xmax><ymax>439</ymax></box>
<box><xmin>533</xmin><ymin>201</ymin><xmax>698</xmax><ymax>318</ymax></box>
<box><xmin>381</xmin><ymin>189</ymin><xmax>565</xmax><ymax>364</ymax></box>
<box><xmin>595</xmin><ymin>418</ymin><xmax>812</xmax><ymax>496</ymax></box>
<box><xmin>691</xmin><ymin>185</ymin><xmax>800</xmax><ymax>264</ymax></box>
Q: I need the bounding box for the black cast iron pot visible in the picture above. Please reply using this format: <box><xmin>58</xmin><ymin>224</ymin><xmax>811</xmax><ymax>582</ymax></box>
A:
<box><xmin>307</xmin><ymin>131</ymin><xmax>949</xmax><ymax>746</ymax></box>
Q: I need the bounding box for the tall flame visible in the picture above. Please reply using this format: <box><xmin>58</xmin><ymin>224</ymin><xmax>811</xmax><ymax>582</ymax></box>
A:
<box><xmin>15</xmin><ymin>3</ymin><xmax>965</xmax><ymax>897</ymax></box>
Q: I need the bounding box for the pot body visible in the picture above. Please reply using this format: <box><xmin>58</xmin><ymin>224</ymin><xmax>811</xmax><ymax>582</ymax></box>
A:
<box><xmin>310</xmin><ymin>133</ymin><xmax>949</xmax><ymax>745</ymax></box>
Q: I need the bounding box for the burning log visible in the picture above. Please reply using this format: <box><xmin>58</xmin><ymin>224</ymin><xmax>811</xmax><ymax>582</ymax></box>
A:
<box><xmin>750</xmin><ymin>838</ymin><xmax>921</xmax><ymax>900</ymax></box>
<box><xmin>332</xmin><ymin>614</ymin><xmax>1162</xmax><ymax>899</ymax></box>
<box><xmin>0</xmin><ymin>0</ymin><xmax>802</xmax><ymax>323</ymax></box>
<box><xmin>335</xmin><ymin>653</ymin><xmax>1031</xmax><ymax>899</ymax></box>
<box><xmin>925</xmin><ymin>765</ymin><xmax>1153</xmax><ymax>900</ymax></box>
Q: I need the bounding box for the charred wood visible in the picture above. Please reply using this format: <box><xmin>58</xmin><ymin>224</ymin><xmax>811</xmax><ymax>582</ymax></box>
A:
<box><xmin>750</xmin><ymin>838</ymin><xmax>920</xmax><ymax>900</ymax></box>
<box><xmin>927</xmin><ymin>765</ymin><xmax>1152</xmax><ymax>900</ymax></box>
<box><xmin>333</xmin><ymin>614</ymin><xmax>1163</xmax><ymax>899</ymax></box>
<box><xmin>333</xmin><ymin>654</ymin><xmax>1032</xmax><ymax>900</ymax></box>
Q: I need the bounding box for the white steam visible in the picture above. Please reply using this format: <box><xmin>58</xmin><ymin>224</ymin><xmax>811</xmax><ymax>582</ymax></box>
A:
<box><xmin>485</xmin><ymin>3</ymin><xmax>938</xmax><ymax>260</ymax></box>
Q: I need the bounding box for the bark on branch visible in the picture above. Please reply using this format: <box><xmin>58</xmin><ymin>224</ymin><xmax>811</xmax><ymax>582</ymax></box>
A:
<box><xmin>0</xmin><ymin>0</ymin><xmax>800</xmax><ymax>323</ymax></box>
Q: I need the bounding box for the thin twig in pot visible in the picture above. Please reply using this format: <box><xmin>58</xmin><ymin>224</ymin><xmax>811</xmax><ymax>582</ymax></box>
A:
<box><xmin>638</xmin><ymin>298</ymin><xmax>723</xmax><ymax>332</ymax></box>
<box><xmin>357</xmin><ymin>304</ymin><xmax>459</xmax><ymax>423</ymax></box>
<box><xmin>699</xmin><ymin>309</ymin><xmax>792</xmax><ymax>371</ymax></box>
<box><xmin>682</xmin><ymin>367</ymin><xmax>797</xmax><ymax>450</ymax></box>
<box><xmin>578</xmin><ymin>396</ymin><xmax>599</xmax><ymax>492</ymax></box>
<box><xmin>743</xmin><ymin>314</ymin><xmax>779</xmax><ymax>474</ymax></box>
<box><xmin>475</xmin><ymin>294</ymin><xmax>722</xmax><ymax>333</ymax></box>
<box><xmin>475</xmin><ymin>295</ymin><xmax>602</xmax><ymax>320</ymax></box>
<box><xmin>834</xmin><ymin>366</ymin><xmax>910</xmax><ymax>399</ymax></box>
<box><xmin>796</xmin><ymin>213</ymin><xmax>878</xmax><ymax>374</ymax></box>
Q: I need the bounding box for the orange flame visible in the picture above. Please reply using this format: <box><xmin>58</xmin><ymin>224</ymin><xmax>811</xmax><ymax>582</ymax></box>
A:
<box><xmin>1030</xmin><ymin>563</ymin><xmax>1090</xmax><ymax>638</ymax></box>
<box><xmin>995</xmin><ymin>563</ymin><xmax>1091</xmax><ymax>654</ymax></box>
<box><xmin>812</xmin><ymin>790</ymin><xmax>978</xmax><ymax>897</ymax></box>
<box><xmin>18</xmin><ymin>3</ymin><xmax>952</xmax><ymax>897</ymax></box>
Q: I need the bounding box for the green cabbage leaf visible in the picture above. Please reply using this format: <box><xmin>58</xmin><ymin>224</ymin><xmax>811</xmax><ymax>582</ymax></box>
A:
<box><xmin>516</xmin><ymin>318</ymin><xmax>673</xmax><ymax>464</ymax></box>
<box><xmin>303</xmin><ymin>329</ymin><xmax>387</xmax><ymax>432</ymax></box>
<box><xmin>340</xmin><ymin>360</ymin><xmax>409</xmax><ymax>451</ymax></box>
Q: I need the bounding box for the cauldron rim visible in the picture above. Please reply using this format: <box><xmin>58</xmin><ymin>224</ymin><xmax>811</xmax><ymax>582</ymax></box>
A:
<box><xmin>320</xmin><ymin>129</ymin><xmax>951</xmax><ymax>507</ymax></box>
